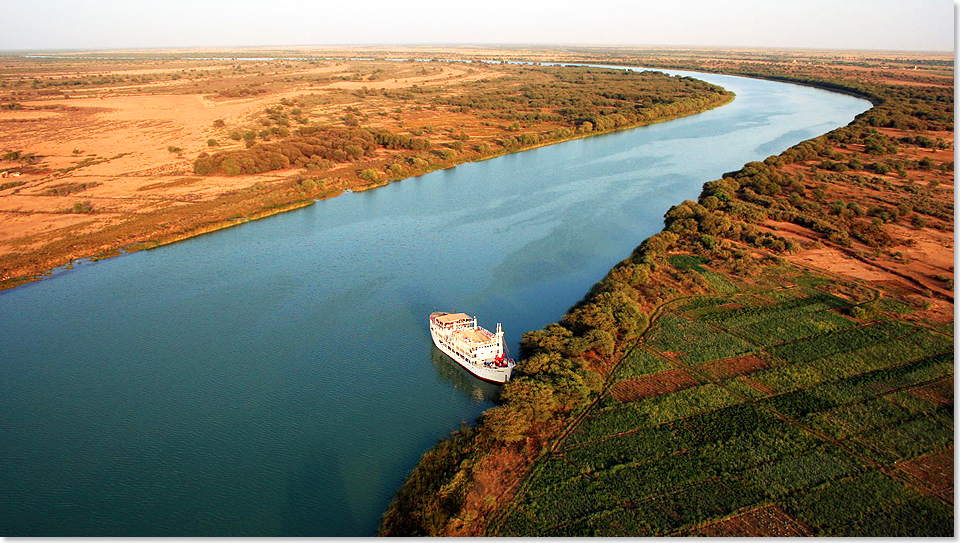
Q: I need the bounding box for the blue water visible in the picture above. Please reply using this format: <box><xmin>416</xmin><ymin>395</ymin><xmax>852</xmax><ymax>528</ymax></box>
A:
<box><xmin>0</xmin><ymin>68</ymin><xmax>870</xmax><ymax>536</ymax></box>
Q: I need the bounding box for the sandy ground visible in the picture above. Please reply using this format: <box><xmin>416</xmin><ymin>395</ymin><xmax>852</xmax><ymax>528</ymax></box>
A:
<box><xmin>327</xmin><ymin>66</ymin><xmax>496</xmax><ymax>90</ymax></box>
<box><xmin>0</xmin><ymin>58</ymin><xmax>509</xmax><ymax>271</ymax></box>
<box><xmin>764</xmin><ymin>209</ymin><xmax>953</xmax><ymax>301</ymax></box>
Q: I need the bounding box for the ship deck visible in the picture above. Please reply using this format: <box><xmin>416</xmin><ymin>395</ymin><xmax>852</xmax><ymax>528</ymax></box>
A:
<box><xmin>455</xmin><ymin>328</ymin><xmax>493</xmax><ymax>344</ymax></box>
<box><xmin>435</xmin><ymin>312</ymin><xmax>472</xmax><ymax>324</ymax></box>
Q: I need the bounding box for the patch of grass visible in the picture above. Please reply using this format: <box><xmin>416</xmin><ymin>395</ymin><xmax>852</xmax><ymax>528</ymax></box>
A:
<box><xmin>668</xmin><ymin>253</ymin><xmax>710</xmax><ymax>272</ymax></box>
<box><xmin>647</xmin><ymin>314</ymin><xmax>755</xmax><ymax>365</ymax></box>
<box><xmin>609</xmin><ymin>347</ymin><xmax>673</xmax><ymax>382</ymax></box>
<box><xmin>784</xmin><ymin>470</ymin><xmax>936</xmax><ymax>535</ymax></box>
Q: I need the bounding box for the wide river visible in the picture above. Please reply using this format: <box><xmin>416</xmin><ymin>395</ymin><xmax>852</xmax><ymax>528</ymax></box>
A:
<box><xmin>0</xmin><ymin>67</ymin><xmax>869</xmax><ymax>536</ymax></box>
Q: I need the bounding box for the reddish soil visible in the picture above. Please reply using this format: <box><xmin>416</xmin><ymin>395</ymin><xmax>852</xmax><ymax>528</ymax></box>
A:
<box><xmin>814</xmin><ymin>282</ymin><xmax>872</xmax><ymax>303</ymax></box>
<box><xmin>610</xmin><ymin>369</ymin><xmax>699</xmax><ymax>402</ymax></box>
<box><xmin>896</xmin><ymin>447</ymin><xmax>954</xmax><ymax>496</ymax></box>
<box><xmin>701</xmin><ymin>354</ymin><xmax>770</xmax><ymax>380</ymax></box>
<box><xmin>755</xmin><ymin>124</ymin><xmax>955</xmax><ymax>315</ymax></box>
<box><xmin>697</xmin><ymin>504</ymin><xmax>812</xmax><ymax>536</ymax></box>
<box><xmin>581</xmin><ymin>350</ymin><xmax>619</xmax><ymax>376</ymax></box>
<box><xmin>936</xmin><ymin>488</ymin><xmax>954</xmax><ymax>505</ymax></box>
<box><xmin>906</xmin><ymin>376</ymin><xmax>954</xmax><ymax>406</ymax></box>
<box><xmin>443</xmin><ymin>421</ymin><xmax>562</xmax><ymax>536</ymax></box>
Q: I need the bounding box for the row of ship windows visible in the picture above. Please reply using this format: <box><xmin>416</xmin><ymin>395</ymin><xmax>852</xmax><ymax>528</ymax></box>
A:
<box><xmin>441</xmin><ymin>339</ymin><xmax>497</xmax><ymax>360</ymax></box>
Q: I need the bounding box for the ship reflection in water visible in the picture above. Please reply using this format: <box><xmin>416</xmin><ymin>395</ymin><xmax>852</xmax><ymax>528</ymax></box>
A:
<box><xmin>430</xmin><ymin>345</ymin><xmax>501</xmax><ymax>403</ymax></box>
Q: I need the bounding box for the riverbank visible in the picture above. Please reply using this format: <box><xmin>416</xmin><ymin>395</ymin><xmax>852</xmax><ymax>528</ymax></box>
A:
<box><xmin>379</xmin><ymin>49</ymin><xmax>953</xmax><ymax>536</ymax></box>
<box><xmin>0</xmin><ymin>59</ymin><xmax>732</xmax><ymax>291</ymax></box>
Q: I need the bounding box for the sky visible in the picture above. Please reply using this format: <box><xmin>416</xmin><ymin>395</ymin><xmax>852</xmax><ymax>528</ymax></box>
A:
<box><xmin>0</xmin><ymin>0</ymin><xmax>954</xmax><ymax>52</ymax></box>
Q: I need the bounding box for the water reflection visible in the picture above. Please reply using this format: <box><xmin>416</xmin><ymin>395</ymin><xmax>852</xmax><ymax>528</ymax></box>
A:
<box><xmin>430</xmin><ymin>345</ymin><xmax>501</xmax><ymax>403</ymax></box>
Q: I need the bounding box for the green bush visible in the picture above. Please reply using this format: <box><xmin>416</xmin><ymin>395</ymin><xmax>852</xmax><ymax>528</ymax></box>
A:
<box><xmin>358</xmin><ymin>168</ymin><xmax>379</xmax><ymax>182</ymax></box>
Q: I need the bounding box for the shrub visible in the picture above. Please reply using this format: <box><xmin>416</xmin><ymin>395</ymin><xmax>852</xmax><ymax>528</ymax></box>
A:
<box><xmin>849</xmin><ymin>301</ymin><xmax>882</xmax><ymax>320</ymax></box>
<box><xmin>194</xmin><ymin>128</ymin><xmax>378</xmax><ymax>175</ymax></box>
<box><xmin>298</xmin><ymin>177</ymin><xmax>319</xmax><ymax>192</ymax></box>
<box><xmin>358</xmin><ymin>168</ymin><xmax>379</xmax><ymax>182</ymax></box>
<box><xmin>70</xmin><ymin>201</ymin><xmax>93</xmax><ymax>213</ymax></box>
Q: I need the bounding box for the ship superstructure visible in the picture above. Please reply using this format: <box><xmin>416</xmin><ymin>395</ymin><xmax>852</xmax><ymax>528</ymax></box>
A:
<box><xmin>429</xmin><ymin>311</ymin><xmax>515</xmax><ymax>383</ymax></box>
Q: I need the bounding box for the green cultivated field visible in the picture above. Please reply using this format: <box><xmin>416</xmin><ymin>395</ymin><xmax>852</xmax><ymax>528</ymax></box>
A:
<box><xmin>493</xmin><ymin>264</ymin><xmax>953</xmax><ymax>536</ymax></box>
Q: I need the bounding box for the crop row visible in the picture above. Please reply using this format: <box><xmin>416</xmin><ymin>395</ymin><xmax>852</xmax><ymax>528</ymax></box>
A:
<box><xmin>698</xmin><ymin>289</ymin><xmax>847</xmax><ymax>328</ymax></box>
<box><xmin>747</xmin><ymin>446</ymin><xmax>864</xmax><ymax>499</ymax></box>
<box><xmin>812</xmin><ymin>351</ymin><xmax>953</xmax><ymax>405</ymax></box>
<box><xmin>844</xmin><ymin>415</ymin><xmax>953</xmax><ymax>465</ymax></box>
<box><xmin>767</xmin><ymin>320</ymin><xmax>917</xmax><ymax>364</ymax></box>
<box><xmin>783</xmin><ymin>470</ymin><xmax>952</xmax><ymax>535</ymax></box>
<box><xmin>731</xmin><ymin>308</ymin><xmax>858</xmax><ymax>346</ymax></box>
<box><xmin>569</xmin><ymin>382</ymin><xmax>745</xmax><ymax>445</ymax></box>
<box><xmin>751</xmin><ymin>329</ymin><xmax>952</xmax><ymax>397</ymax></box>
<box><xmin>608</xmin><ymin>347</ymin><xmax>673</xmax><ymax>382</ymax></box>
<box><xmin>646</xmin><ymin>314</ymin><xmax>755</xmax><ymax>365</ymax></box>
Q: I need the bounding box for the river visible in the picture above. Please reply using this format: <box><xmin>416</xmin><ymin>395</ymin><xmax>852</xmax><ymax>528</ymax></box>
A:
<box><xmin>0</xmin><ymin>67</ymin><xmax>870</xmax><ymax>536</ymax></box>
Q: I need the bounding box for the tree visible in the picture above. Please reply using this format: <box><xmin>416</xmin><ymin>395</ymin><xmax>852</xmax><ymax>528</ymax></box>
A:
<box><xmin>481</xmin><ymin>405</ymin><xmax>529</xmax><ymax>443</ymax></box>
<box><xmin>358</xmin><ymin>168</ymin><xmax>379</xmax><ymax>182</ymax></box>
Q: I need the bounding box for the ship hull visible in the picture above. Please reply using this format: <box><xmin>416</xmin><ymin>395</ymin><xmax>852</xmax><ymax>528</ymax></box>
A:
<box><xmin>430</xmin><ymin>326</ymin><xmax>513</xmax><ymax>384</ymax></box>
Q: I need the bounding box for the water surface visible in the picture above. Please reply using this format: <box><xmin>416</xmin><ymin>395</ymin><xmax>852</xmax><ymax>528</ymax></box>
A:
<box><xmin>0</xmin><ymin>68</ymin><xmax>869</xmax><ymax>536</ymax></box>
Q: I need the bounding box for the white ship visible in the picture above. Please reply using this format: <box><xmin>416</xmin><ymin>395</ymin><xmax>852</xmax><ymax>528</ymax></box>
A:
<box><xmin>429</xmin><ymin>312</ymin><xmax>515</xmax><ymax>384</ymax></box>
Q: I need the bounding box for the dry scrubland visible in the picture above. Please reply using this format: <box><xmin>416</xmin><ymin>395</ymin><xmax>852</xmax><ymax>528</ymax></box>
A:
<box><xmin>0</xmin><ymin>54</ymin><xmax>730</xmax><ymax>287</ymax></box>
<box><xmin>376</xmin><ymin>47</ymin><xmax>954</xmax><ymax>537</ymax></box>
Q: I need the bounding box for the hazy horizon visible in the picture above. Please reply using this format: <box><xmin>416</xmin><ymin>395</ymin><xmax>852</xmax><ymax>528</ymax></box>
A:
<box><xmin>1</xmin><ymin>0</ymin><xmax>954</xmax><ymax>53</ymax></box>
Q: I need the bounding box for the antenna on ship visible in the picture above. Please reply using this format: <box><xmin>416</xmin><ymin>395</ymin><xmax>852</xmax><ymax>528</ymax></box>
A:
<box><xmin>496</xmin><ymin>322</ymin><xmax>513</xmax><ymax>361</ymax></box>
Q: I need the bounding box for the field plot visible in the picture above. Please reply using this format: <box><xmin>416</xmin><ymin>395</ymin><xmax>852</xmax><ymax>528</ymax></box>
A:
<box><xmin>695</xmin><ymin>504</ymin><xmax>812</xmax><ymax>536</ymax></box>
<box><xmin>494</xmin><ymin>264</ymin><xmax>953</xmax><ymax>536</ymax></box>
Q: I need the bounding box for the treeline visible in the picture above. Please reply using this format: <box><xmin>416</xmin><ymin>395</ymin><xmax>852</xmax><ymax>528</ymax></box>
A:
<box><xmin>369</xmin><ymin>128</ymin><xmax>432</xmax><ymax>150</ymax></box>
<box><xmin>195</xmin><ymin>65</ymin><xmax>732</xmax><ymax>179</ymax></box>
<box><xmin>194</xmin><ymin>126</ymin><xmax>379</xmax><ymax>175</ymax></box>
<box><xmin>194</xmin><ymin>126</ymin><xmax>440</xmax><ymax>175</ymax></box>
<box><xmin>436</xmin><ymin>66</ymin><xmax>731</xmax><ymax>131</ymax></box>
<box><xmin>216</xmin><ymin>85</ymin><xmax>269</xmax><ymax>98</ymax></box>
